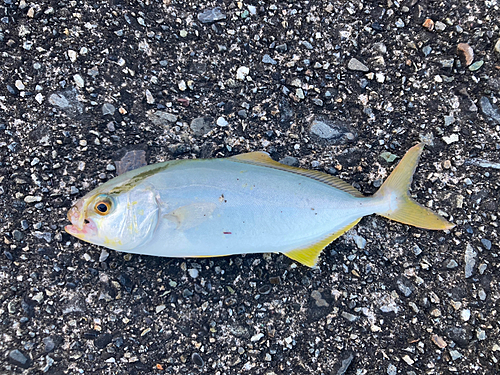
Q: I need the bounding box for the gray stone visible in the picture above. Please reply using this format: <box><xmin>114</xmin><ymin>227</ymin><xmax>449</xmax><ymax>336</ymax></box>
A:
<box><xmin>341</xmin><ymin>311</ymin><xmax>358</xmax><ymax>322</ymax></box>
<box><xmin>190</xmin><ymin>117</ymin><xmax>214</xmax><ymax>135</ymax></box>
<box><xmin>464</xmin><ymin>243</ymin><xmax>477</xmax><ymax>278</ymax></box>
<box><xmin>276</xmin><ymin>43</ymin><xmax>288</xmax><ymax>52</ymax></box>
<box><xmin>347</xmin><ymin>58</ymin><xmax>369</xmax><ymax>72</ymax></box>
<box><xmin>312</xmin><ymin>98</ymin><xmax>324</xmax><ymax>106</ymax></box>
<box><xmin>440</xmin><ymin>59</ymin><xmax>454</xmax><ymax>68</ymax></box>
<box><xmin>300</xmin><ymin>40</ymin><xmax>313</xmax><ymax>50</ymax></box>
<box><xmin>8</xmin><ymin>349</ymin><xmax>31</xmax><ymax>369</ymax></box>
<box><xmin>310</xmin><ymin>119</ymin><xmax>350</xmax><ymax>142</ymax></box>
<box><xmin>102</xmin><ymin>103</ymin><xmax>115</xmax><ymax>116</ymax></box>
<box><xmin>387</xmin><ymin>364</ymin><xmax>397</xmax><ymax>375</ymax></box>
<box><xmin>148</xmin><ymin>111</ymin><xmax>178</xmax><ymax>126</ymax></box>
<box><xmin>480</xmin><ymin>97</ymin><xmax>500</xmax><ymax>124</ymax></box>
<box><xmin>445</xmin><ymin>259</ymin><xmax>458</xmax><ymax>269</ymax></box>
<box><xmin>334</xmin><ymin>352</ymin><xmax>354</xmax><ymax>375</ymax></box>
<box><xmin>396</xmin><ymin>278</ymin><xmax>414</xmax><ymax>297</ymax></box>
<box><xmin>262</xmin><ymin>54</ymin><xmax>277</xmax><ymax>65</ymax></box>
<box><xmin>279</xmin><ymin>156</ymin><xmax>299</xmax><ymax>167</ymax></box>
<box><xmin>422</xmin><ymin>45</ymin><xmax>432</xmax><ymax>56</ymax></box>
<box><xmin>449</xmin><ymin>349</ymin><xmax>462</xmax><ymax>360</ymax></box>
<box><xmin>197</xmin><ymin>7</ymin><xmax>226</xmax><ymax>23</ymax></box>
<box><xmin>444</xmin><ymin>115</ymin><xmax>455</xmax><ymax>126</ymax></box>
<box><xmin>12</xmin><ymin>229</ymin><xmax>24</xmax><ymax>241</ymax></box>
<box><xmin>481</xmin><ymin>238</ymin><xmax>492</xmax><ymax>250</ymax></box>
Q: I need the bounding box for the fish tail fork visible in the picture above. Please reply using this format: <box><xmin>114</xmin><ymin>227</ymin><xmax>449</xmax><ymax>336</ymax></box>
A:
<box><xmin>374</xmin><ymin>143</ymin><xmax>455</xmax><ymax>230</ymax></box>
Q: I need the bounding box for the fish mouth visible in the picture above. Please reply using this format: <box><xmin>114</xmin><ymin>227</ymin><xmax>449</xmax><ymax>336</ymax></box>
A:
<box><xmin>65</xmin><ymin>201</ymin><xmax>97</xmax><ymax>238</ymax></box>
<box><xmin>65</xmin><ymin>219</ymin><xmax>98</xmax><ymax>239</ymax></box>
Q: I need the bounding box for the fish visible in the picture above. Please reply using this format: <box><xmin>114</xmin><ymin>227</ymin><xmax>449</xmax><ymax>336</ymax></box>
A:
<box><xmin>65</xmin><ymin>143</ymin><xmax>454</xmax><ymax>267</ymax></box>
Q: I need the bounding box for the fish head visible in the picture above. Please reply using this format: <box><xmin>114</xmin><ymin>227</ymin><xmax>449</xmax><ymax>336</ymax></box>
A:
<box><xmin>65</xmin><ymin>186</ymin><xmax>159</xmax><ymax>251</ymax></box>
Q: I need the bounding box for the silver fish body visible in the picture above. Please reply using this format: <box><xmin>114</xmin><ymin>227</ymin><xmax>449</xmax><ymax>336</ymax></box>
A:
<box><xmin>66</xmin><ymin>145</ymin><xmax>454</xmax><ymax>266</ymax></box>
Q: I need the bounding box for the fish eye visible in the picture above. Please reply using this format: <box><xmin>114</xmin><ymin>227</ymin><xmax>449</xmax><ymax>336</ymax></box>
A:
<box><xmin>94</xmin><ymin>200</ymin><xmax>111</xmax><ymax>215</ymax></box>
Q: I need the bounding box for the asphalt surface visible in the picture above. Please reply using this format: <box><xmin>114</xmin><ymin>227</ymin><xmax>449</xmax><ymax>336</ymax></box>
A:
<box><xmin>1</xmin><ymin>0</ymin><xmax>499</xmax><ymax>374</ymax></box>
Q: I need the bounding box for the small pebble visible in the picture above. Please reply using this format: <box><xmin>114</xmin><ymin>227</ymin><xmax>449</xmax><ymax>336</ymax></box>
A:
<box><xmin>102</xmin><ymin>103</ymin><xmax>115</xmax><ymax>116</ymax></box>
<box><xmin>422</xmin><ymin>18</ymin><xmax>434</xmax><ymax>30</ymax></box>
<box><xmin>461</xmin><ymin>309</ymin><xmax>471</xmax><ymax>321</ymax></box>
<box><xmin>480</xmin><ymin>238</ymin><xmax>491</xmax><ymax>250</ymax></box>
<box><xmin>347</xmin><ymin>58</ymin><xmax>369</xmax><ymax>72</ymax></box>
<box><xmin>188</xmin><ymin>268</ymin><xmax>199</xmax><ymax>278</ymax></box>
<box><xmin>236</xmin><ymin>66</ymin><xmax>249</xmax><ymax>80</ymax></box>
<box><xmin>449</xmin><ymin>349</ymin><xmax>462</xmax><ymax>360</ymax></box>
<box><xmin>477</xmin><ymin>329</ymin><xmax>486</xmax><ymax>341</ymax></box>
<box><xmin>434</xmin><ymin>21</ymin><xmax>446</xmax><ymax>31</ymax></box>
<box><xmin>217</xmin><ymin>117</ymin><xmax>228</xmax><ymax>127</ymax></box>
<box><xmin>73</xmin><ymin>74</ymin><xmax>84</xmax><ymax>88</ymax></box>
<box><xmin>341</xmin><ymin>311</ymin><xmax>358</xmax><ymax>322</ymax></box>
<box><xmin>99</xmin><ymin>249</ymin><xmax>109</xmax><ymax>262</ymax></box>
<box><xmin>8</xmin><ymin>349</ymin><xmax>31</xmax><ymax>369</ymax></box>
<box><xmin>197</xmin><ymin>7</ymin><xmax>226</xmax><ymax>23</ymax></box>
<box><xmin>15</xmin><ymin>80</ymin><xmax>25</xmax><ymax>90</ymax></box>
<box><xmin>444</xmin><ymin>115</ymin><xmax>455</xmax><ymax>126</ymax></box>
<box><xmin>262</xmin><ymin>54</ymin><xmax>277</xmax><ymax>65</ymax></box>
<box><xmin>192</xmin><ymin>353</ymin><xmax>204</xmax><ymax>367</ymax></box>
<box><xmin>178</xmin><ymin>80</ymin><xmax>187</xmax><ymax>91</ymax></box>
<box><xmin>35</xmin><ymin>93</ymin><xmax>44</xmax><ymax>104</ymax></box>
<box><xmin>468</xmin><ymin>60</ymin><xmax>484</xmax><ymax>71</ymax></box>
<box><xmin>456</xmin><ymin>43</ymin><xmax>474</xmax><ymax>66</ymax></box>
<box><xmin>464</xmin><ymin>243</ymin><xmax>476</xmax><ymax>278</ymax></box>
<box><xmin>145</xmin><ymin>89</ymin><xmax>154</xmax><ymax>104</ymax></box>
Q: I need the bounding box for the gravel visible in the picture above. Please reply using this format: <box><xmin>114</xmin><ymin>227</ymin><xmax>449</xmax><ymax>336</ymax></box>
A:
<box><xmin>1</xmin><ymin>1</ymin><xmax>499</xmax><ymax>374</ymax></box>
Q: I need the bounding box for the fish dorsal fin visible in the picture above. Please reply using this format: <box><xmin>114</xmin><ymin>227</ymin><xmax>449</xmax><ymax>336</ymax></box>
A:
<box><xmin>231</xmin><ymin>152</ymin><xmax>364</xmax><ymax>198</ymax></box>
<box><xmin>285</xmin><ymin>218</ymin><xmax>362</xmax><ymax>267</ymax></box>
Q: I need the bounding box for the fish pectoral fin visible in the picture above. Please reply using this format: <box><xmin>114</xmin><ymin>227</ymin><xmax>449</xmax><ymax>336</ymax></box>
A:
<box><xmin>163</xmin><ymin>202</ymin><xmax>217</xmax><ymax>230</ymax></box>
<box><xmin>284</xmin><ymin>218</ymin><xmax>361</xmax><ymax>267</ymax></box>
<box><xmin>231</xmin><ymin>152</ymin><xmax>364</xmax><ymax>197</ymax></box>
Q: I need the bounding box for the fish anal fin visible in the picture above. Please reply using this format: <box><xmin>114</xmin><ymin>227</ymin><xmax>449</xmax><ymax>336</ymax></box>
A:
<box><xmin>231</xmin><ymin>152</ymin><xmax>363</xmax><ymax>198</ymax></box>
<box><xmin>284</xmin><ymin>218</ymin><xmax>361</xmax><ymax>267</ymax></box>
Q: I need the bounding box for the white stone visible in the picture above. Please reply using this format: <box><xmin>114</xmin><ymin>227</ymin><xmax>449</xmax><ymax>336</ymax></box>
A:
<box><xmin>236</xmin><ymin>66</ymin><xmax>249</xmax><ymax>80</ymax></box>
<box><xmin>217</xmin><ymin>117</ymin><xmax>229</xmax><ymax>127</ymax></box>
<box><xmin>442</xmin><ymin>134</ymin><xmax>459</xmax><ymax>144</ymax></box>
<box><xmin>73</xmin><ymin>74</ymin><xmax>84</xmax><ymax>88</ymax></box>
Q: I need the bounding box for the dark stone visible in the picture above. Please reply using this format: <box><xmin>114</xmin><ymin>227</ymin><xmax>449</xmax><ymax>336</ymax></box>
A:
<box><xmin>8</xmin><ymin>349</ymin><xmax>31</xmax><ymax>369</ymax></box>
<box><xmin>118</xmin><ymin>273</ymin><xmax>134</xmax><ymax>293</ymax></box>
<box><xmin>333</xmin><ymin>351</ymin><xmax>355</xmax><ymax>375</ymax></box>
<box><xmin>94</xmin><ymin>333</ymin><xmax>113</xmax><ymax>349</ymax></box>
<box><xmin>12</xmin><ymin>229</ymin><xmax>24</xmax><ymax>241</ymax></box>
<box><xmin>446</xmin><ymin>326</ymin><xmax>470</xmax><ymax>348</ymax></box>
<box><xmin>192</xmin><ymin>352</ymin><xmax>204</xmax><ymax>367</ymax></box>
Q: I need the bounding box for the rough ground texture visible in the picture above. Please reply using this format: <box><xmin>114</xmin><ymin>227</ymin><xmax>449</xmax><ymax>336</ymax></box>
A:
<box><xmin>1</xmin><ymin>0</ymin><xmax>500</xmax><ymax>374</ymax></box>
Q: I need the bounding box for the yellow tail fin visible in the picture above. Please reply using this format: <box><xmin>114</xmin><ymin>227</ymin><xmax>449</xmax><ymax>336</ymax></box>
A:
<box><xmin>374</xmin><ymin>143</ymin><xmax>455</xmax><ymax>230</ymax></box>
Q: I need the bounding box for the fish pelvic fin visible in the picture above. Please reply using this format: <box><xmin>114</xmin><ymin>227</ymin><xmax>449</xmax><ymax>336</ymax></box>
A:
<box><xmin>374</xmin><ymin>143</ymin><xmax>455</xmax><ymax>230</ymax></box>
<box><xmin>285</xmin><ymin>218</ymin><xmax>361</xmax><ymax>267</ymax></box>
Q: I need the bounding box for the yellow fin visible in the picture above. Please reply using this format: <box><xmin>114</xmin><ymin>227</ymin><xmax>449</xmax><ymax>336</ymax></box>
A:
<box><xmin>284</xmin><ymin>218</ymin><xmax>361</xmax><ymax>267</ymax></box>
<box><xmin>374</xmin><ymin>143</ymin><xmax>455</xmax><ymax>230</ymax></box>
<box><xmin>231</xmin><ymin>152</ymin><xmax>364</xmax><ymax>198</ymax></box>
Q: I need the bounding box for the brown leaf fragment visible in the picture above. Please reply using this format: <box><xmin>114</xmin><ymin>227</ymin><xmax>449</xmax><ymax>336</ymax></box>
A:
<box><xmin>457</xmin><ymin>43</ymin><xmax>474</xmax><ymax>66</ymax></box>
<box><xmin>431</xmin><ymin>334</ymin><xmax>447</xmax><ymax>349</ymax></box>
<box><xmin>114</xmin><ymin>149</ymin><xmax>147</xmax><ymax>175</ymax></box>
<box><xmin>422</xmin><ymin>18</ymin><xmax>434</xmax><ymax>31</ymax></box>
